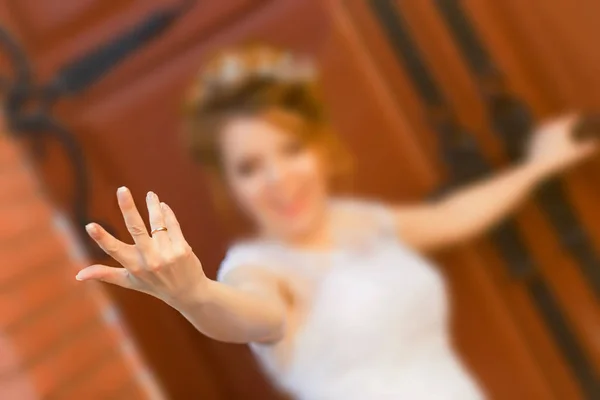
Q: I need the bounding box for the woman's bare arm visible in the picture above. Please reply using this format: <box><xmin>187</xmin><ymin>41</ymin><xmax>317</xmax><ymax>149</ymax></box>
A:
<box><xmin>393</xmin><ymin>161</ymin><xmax>546</xmax><ymax>251</ymax></box>
<box><xmin>76</xmin><ymin>187</ymin><xmax>286</xmax><ymax>345</ymax></box>
<box><xmin>176</xmin><ymin>268</ymin><xmax>288</xmax><ymax>344</ymax></box>
<box><xmin>391</xmin><ymin>114</ymin><xmax>597</xmax><ymax>252</ymax></box>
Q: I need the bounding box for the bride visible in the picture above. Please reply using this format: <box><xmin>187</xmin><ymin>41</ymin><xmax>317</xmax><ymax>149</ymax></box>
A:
<box><xmin>75</xmin><ymin>44</ymin><xmax>597</xmax><ymax>399</ymax></box>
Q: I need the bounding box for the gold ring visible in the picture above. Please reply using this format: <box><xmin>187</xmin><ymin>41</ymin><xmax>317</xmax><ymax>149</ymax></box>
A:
<box><xmin>151</xmin><ymin>226</ymin><xmax>168</xmax><ymax>235</ymax></box>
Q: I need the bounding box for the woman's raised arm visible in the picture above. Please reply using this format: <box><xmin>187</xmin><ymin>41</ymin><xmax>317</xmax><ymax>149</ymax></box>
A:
<box><xmin>76</xmin><ymin>187</ymin><xmax>286</xmax><ymax>344</ymax></box>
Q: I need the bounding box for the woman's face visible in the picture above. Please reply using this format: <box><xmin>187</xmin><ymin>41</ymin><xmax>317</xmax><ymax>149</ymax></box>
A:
<box><xmin>219</xmin><ymin>115</ymin><xmax>329</xmax><ymax>240</ymax></box>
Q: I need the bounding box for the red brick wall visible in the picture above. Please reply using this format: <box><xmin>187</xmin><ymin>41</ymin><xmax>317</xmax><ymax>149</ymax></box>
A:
<box><xmin>0</xmin><ymin>134</ymin><xmax>164</xmax><ymax>399</ymax></box>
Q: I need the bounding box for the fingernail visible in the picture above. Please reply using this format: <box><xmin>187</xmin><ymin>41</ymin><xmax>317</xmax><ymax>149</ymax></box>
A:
<box><xmin>85</xmin><ymin>223</ymin><xmax>96</xmax><ymax>235</ymax></box>
<box><xmin>117</xmin><ymin>186</ymin><xmax>128</xmax><ymax>195</ymax></box>
<box><xmin>161</xmin><ymin>202</ymin><xmax>170</xmax><ymax>211</ymax></box>
<box><xmin>75</xmin><ymin>272</ymin><xmax>84</xmax><ymax>281</ymax></box>
<box><xmin>147</xmin><ymin>191</ymin><xmax>156</xmax><ymax>201</ymax></box>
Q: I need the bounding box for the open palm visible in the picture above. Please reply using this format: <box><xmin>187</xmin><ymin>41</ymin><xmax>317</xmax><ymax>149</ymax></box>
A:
<box><xmin>76</xmin><ymin>187</ymin><xmax>207</xmax><ymax>307</ymax></box>
<box><xmin>527</xmin><ymin>113</ymin><xmax>598</xmax><ymax>175</ymax></box>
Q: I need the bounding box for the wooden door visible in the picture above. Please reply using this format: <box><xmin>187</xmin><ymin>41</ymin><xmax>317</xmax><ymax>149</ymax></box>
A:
<box><xmin>339</xmin><ymin>1</ymin><xmax>600</xmax><ymax>399</ymax></box>
<box><xmin>1</xmin><ymin>0</ymin><xmax>598</xmax><ymax>398</ymax></box>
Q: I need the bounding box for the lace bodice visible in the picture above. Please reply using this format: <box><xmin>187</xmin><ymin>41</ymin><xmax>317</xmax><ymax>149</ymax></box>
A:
<box><xmin>217</xmin><ymin>198</ymin><xmax>484</xmax><ymax>400</ymax></box>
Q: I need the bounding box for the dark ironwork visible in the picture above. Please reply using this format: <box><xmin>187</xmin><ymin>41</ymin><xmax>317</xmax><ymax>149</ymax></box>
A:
<box><xmin>0</xmin><ymin>2</ymin><xmax>194</xmax><ymax>256</ymax></box>
<box><xmin>368</xmin><ymin>1</ymin><xmax>598</xmax><ymax>397</ymax></box>
<box><xmin>435</xmin><ymin>0</ymin><xmax>600</xmax><ymax>298</ymax></box>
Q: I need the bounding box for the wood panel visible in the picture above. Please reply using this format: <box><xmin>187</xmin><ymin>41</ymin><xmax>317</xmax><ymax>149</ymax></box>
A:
<box><xmin>340</xmin><ymin>0</ymin><xmax>600</xmax><ymax>398</ymax></box>
<box><xmin>402</xmin><ymin>2</ymin><xmax>599</xmax><ymax>398</ymax></box>
<box><xmin>338</xmin><ymin>1</ymin><xmax>563</xmax><ymax>398</ymax></box>
<box><xmin>461</xmin><ymin>0</ymin><xmax>600</xmax><ymax>378</ymax></box>
<box><xmin>7</xmin><ymin>0</ymin><xmax>267</xmax><ymax>83</ymax></box>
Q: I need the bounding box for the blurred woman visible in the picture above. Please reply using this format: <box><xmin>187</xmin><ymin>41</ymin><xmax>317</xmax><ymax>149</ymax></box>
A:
<box><xmin>76</xmin><ymin>44</ymin><xmax>597</xmax><ymax>399</ymax></box>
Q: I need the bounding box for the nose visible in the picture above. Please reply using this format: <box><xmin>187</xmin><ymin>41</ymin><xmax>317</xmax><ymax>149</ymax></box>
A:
<box><xmin>265</xmin><ymin>159</ymin><xmax>287</xmax><ymax>187</ymax></box>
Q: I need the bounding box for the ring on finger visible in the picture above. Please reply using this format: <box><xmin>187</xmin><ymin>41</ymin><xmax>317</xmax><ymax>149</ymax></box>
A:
<box><xmin>151</xmin><ymin>226</ymin><xmax>168</xmax><ymax>235</ymax></box>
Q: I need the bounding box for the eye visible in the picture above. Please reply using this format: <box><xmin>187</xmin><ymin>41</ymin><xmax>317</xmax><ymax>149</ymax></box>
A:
<box><xmin>235</xmin><ymin>157</ymin><xmax>261</xmax><ymax>178</ymax></box>
<box><xmin>282</xmin><ymin>138</ymin><xmax>306</xmax><ymax>156</ymax></box>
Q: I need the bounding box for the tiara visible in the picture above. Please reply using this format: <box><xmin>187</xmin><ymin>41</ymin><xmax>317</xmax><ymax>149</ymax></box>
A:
<box><xmin>214</xmin><ymin>50</ymin><xmax>315</xmax><ymax>83</ymax></box>
<box><xmin>188</xmin><ymin>49</ymin><xmax>316</xmax><ymax>104</ymax></box>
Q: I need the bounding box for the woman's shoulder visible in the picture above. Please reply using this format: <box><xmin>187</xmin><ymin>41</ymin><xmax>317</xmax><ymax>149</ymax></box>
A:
<box><xmin>328</xmin><ymin>196</ymin><xmax>399</xmax><ymax>247</ymax></box>
<box><xmin>217</xmin><ymin>240</ymin><xmax>264</xmax><ymax>281</ymax></box>
<box><xmin>330</xmin><ymin>196</ymin><xmax>396</xmax><ymax>232</ymax></box>
<box><xmin>217</xmin><ymin>239</ymin><xmax>281</xmax><ymax>282</ymax></box>
<box><xmin>330</xmin><ymin>196</ymin><xmax>391</xmax><ymax>211</ymax></box>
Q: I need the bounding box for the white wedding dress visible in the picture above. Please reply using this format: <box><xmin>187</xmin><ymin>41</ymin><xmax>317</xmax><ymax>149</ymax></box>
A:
<box><xmin>217</xmin><ymin>198</ymin><xmax>485</xmax><ymax>400</ymax></box>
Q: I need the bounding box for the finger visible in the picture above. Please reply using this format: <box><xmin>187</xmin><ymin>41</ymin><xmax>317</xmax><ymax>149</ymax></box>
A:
<box><xmin>540</xmin><ymin>112</ymin><xmax>578</xmax><ymax>135</ymax></box>
<box><xmin>562</xmin><ymin>112</ymin><xmax>583</xmax><ymax>136</ymax></box>
<box><xmin>563</xmin><ymin>111</ymin><xmax>580</xmax><ymax>125</ymax></box>
<box><xmin>117</xmin><ymin>187</ymin><xmax>152</xmax><ymax>251</ymax></box>
<box><xmin>147</xmin><ymin>191</ymin><xmax>170</xmax><ymax>249</ymax></box>
<box><xmin>85</xmin><ymin>223</ymin><xmax>138</xmax><ymax>266</ymax></box>
<box><xmin>76</xmin><ymin>265</ymin><xmax>133</xmax><ymax>289</ymax></box>
<box><xmin>161</xmin><ymin>202</ymin><xmax>187</xmax><ymax>249</ymax></box>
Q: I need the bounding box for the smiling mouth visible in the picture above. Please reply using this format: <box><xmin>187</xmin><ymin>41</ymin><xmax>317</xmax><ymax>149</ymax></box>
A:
<box><xmin>273</xmin><ymin>190</ymin><xmax>309</xmax><ymax>219</ymax></box>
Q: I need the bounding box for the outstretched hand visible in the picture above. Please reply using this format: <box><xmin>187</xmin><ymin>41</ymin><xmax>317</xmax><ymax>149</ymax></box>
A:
<box><xmin>76</xmin><ymin>187</ymin><xmax>208</xmax><ymax>307</ymax></box>
<box><xmin>526</xmin><ymin>113</ymin><xmax>599</xmax><ymax>176</ymax></box>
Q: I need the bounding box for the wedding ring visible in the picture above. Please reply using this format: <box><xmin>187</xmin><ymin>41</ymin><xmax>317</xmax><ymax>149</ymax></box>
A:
<box><xmin>151</xmin><ymin>226</ymin><xmax>168</xmax><ymax>235</ymax></box>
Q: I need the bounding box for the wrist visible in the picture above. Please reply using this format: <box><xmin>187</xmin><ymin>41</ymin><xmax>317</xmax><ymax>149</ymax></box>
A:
<box><xmin>168</xmin><ymin>278</ymin><xmax>215</xmax><ymax>311</ymax></box>
<box><xmin>524</xmin><ymin>158</ymin><xmax>554</xmax><ymax>183</ymax></box>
